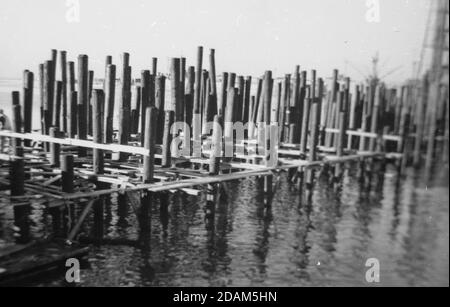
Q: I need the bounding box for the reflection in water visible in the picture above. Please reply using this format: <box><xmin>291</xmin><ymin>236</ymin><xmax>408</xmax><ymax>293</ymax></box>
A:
<box><xmin>0</xmin><ymin>161</ymin><xmax>448</xmax><ymax>286</ymax></box>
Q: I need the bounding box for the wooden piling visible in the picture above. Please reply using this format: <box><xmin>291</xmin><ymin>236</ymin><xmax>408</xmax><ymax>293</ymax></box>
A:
<box><xmin>203</xmin><ymin>80</ymin><xmax>216</xmax><ymax>135</ymax></box>
<box><xmin>22</xmin><ymin>71</ymin><xmax>33</xmax><ymax>147</ymax></box>
<box><xmin>170</xmin><ymin>58</ymin><xmax>182</xmax><ymax>122</ymax></box>
<box><xmin>334</xmin><ymin>112</ymin><xmax>346</xmax><ymax>179</ymax></box>
<box><xmin>101</xmin><ymin>64</ymin><xmax>115</xmax><ymax>144</ymax></box>
<box><xmin>52</xmin><ymin>81</ymin><xmax>62</xmax><ymax>128</ymax></box>
<box><xmin>263</xmin><ymin>71</ymin><xmax>273</xmax><ymax>194</ymax></box>
<box><xmin>143</xmin><ymin>107</ymin><xmax>157</xmax><ymax>183</ymax></box>
<box><xmin>88</xmin><ymin>70</ymin><xmax>94</xmax><ymax>136</ymax></box>
<box><xmin>61</xmin><ymin>154</ymin><xmax>74</xmax><ymax>193</ymax></box>
<box><xmin>151</xmin><ymin>57</ymin><xmax>157</xmax><ymax>76</ymax></box>
<box><xmin>443</xmin><ymin>96</ymin><xmax>449</xmax><ymax>163</ymax></box>
<box><xmin>224</xmin><ymin>88</ymin><xmax>237</xmax><ymax>159</ymax></box>
<box><xmin>131</xmin><ymin>85</ymin><xmax>141</xmax><ymax>134</ymax></box>
<box><xmin>77</xmin><ymin>55</ymin><xmax>89</xmax><ymax>156</ymax></box>
<box><xmin>118</xmin><ymin>53</ymin><xmax>131</xmax><ymax>161</ymax></box>
<box><xmin>43</xmin><ymin>61</ymin><xmax>53</xmax><ymax>136</ymax></box>
<box><xmin>228</xmin><ymin>73</ymin><xmax>236</xmax><ymax>90</ymax></box>
<box><xmin>299</xmin><ymin>87</ymin><xmax>311</xmax><ymax>155</ymax></box>
<box><xmin>68</xmin><ymin>61</ymin><xmax>75</xmax><ymax>93</ymax></box>
<box><xmin>155</xmin><ymin>75</ymin><xmax>166</xmax><ymax>144</ymax></box>
<box><xmin>209</xmin><ymin>49</ymin><xmax>217</xmax><ymax>98</ymax></box>
<box><xmin>289</xmin><ymin>68</ymin><xmax>300</xmax><ymax>144</ymax></box>
<box><xmin>218</xmin><ymin>72</ymin><xmax>228</xmax><ymax>123</ymax></box>
<box><xmin>140</xmin><ymin>70</ymin><xmax>151</xmax><ymax>141</ymax></box>
<box><xmin>309</xmin><ymin>95</ymin><xmax>321</xmax><ymax>162</ymax></box>
<box><xmin>209</xmin><ymin>115</ymin><xmax>221</xmax><ymax>175</ymax></box>
<box><xmin>243</xmin><ymin>76</ymin><xmax>252</xmax><ymax>124</ymax></box>
<box><xmin>60</xmin><ymin>51</ymin><xmax>68</xmax><ymax>132</ymax></box>
<box><xmin>280</xmin><ymin>74</ymin><xmax>290</xmax><ymax>142</ymax></box>
<box><xmin>11</xmin><ymin>93</ymin><xmax>22</xmax><ymax>153</ymax></box>
<box><xmin>68</xmin><ymin>91</ymin><xmax>77</xmax><ymax>138</ymax></box>
<box><xmin>425</xmin><ymin>81</ymin><xmax>440</xmax><ymax>179</ymax></box>
<box><xmin>10</xmin><ymin>147</ymin><xmax>24</xmax><ymax>196</ymax></box>
<box><xmin>92</xmin><ymin>90</ymin><xmax>104</xmax><ymax>175</ymax></box>
<box><xmin>49</xmin><ymin>127</ymin><xmax>60</xmax><ymax>167</ymax></box>
<box><xmin>180</xmin><ymin>57</ymin><xmax>186</xmax><ymax>122</ymax></box>
<box><xmin>235</xmin><ymin>76</ymin><xmax>245</xmax><ymax>123</ymax></box>
<box><xmin>39</xmin><ymin>64</ymin><xmax>45</xmax><ymax>135</ymax></box>
<box><xmin>162</xmin><ymin>110</ymin><xmax>174</xmax><ymax>167</ymax></box>
<box><xmin>193</xmin><ymin>47</ymin><xmax>203</xmax><ymax>157</ymax></box>
<box><xmin>413</xmin><ymin>76</ymin><xmax>428</xmax><ymax>167</ymax></box>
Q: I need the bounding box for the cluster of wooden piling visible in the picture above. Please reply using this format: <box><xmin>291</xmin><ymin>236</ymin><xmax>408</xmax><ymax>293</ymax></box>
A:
<box><xmin>0</xmin><ymin>46</ymin><xmax>448</xmax><ymax>244</ymax></box>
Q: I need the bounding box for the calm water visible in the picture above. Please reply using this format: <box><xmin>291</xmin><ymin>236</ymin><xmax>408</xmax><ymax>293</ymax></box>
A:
<box><xmin>0</xmin><ymin>162</ymin><xmax>448</xmax><ymax>287</ymax></box>
<box><xmin>0</xmin><ymin>79</ymin><xmax>449</xmax><ymax>287</ymax></box>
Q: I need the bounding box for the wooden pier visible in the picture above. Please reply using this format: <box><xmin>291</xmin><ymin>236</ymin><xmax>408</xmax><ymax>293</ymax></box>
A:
<box><xmin>0</xmin><ymin>47</ymin><xmax>448</xmax><ymax>267</ymax></box>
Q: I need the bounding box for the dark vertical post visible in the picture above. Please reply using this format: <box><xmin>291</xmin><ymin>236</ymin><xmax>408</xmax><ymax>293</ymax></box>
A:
<box><xmin>11</xmin><ymin>146</ymin><xmax>28</xmax><ymax>242</ymax></box>
<box><xmin>185</xmin><ymin>67</ymin><xmax>195</xmax><ymax>128</ymax></box>
<box><xmin>170</xmin><ymin>58</ymin><xmax>182</xmax><ymax>121</ymax></box>
<box><xmin>77</xmin><ymin>55</ymin><xmax>89</xmax><ymax>156</ymax></box>
<box><xmin>152</xmin><ymin>57</ymin><xmax>158</xmax><ymax>76</ymax></box>
<box><xmin>235</xmin><ymin>76</ymin><xmax>245</xmax><ymax>123</ymax></box>
<box><xmin>300</xmin><ymin>86</ymin><xmax>311</xmax><ymax>155</ymax></box>
<box><xmin>11</xmin><ymin>92</ymin><xmax>22</xmax><ymax>154</ymax></box>
<box><xmin>209</xmin><ymin>115</ymin><xmax>221</xmax><ymax>175</ymax></box>
<box><xmin>209</xmin><ymin>49</ymin><xmax>217</xmax><ymax>100</ymax></box>
<box><xmin>289</xmin><ymin>68</ymin><xmax>300</xmax><ymax>144</ymax></box>
<box><xmin>67</xmin><ymin>61</ymin><xmax>76</xmax><ymax>138</ymax></box>
<box><xmin>68</xmin><ymin>91</ymin><xmax>77</xmax><ymax>138</ymax></box>
<box><xmin>10</xmin><ymin>146</ymin><xmax>25</xmax><ymax>196</ymax></box>
<box><xmin>140</xmin><ymin>71</ymin><xmax>151</xmax><ymax>141</ymax></box>
<box><xmin>131</xmin><ymin>85</ymin><xmax>141</xmax><ymax>134</ymax></box>
<box><xmin>202</xmin><ymin>80</ymin><xmax>215</xmax><ymax>135</ymax></box>
<box><xmin>68</xmin><ymin>61</ymin><xmax>75</xmax><ymax>93</ymax></box>
<box><xmin>228</xmin><ymin>73</ymin><xmax>236</xmax><ymax>89</ymax></box>
<box><xmin>39</xmin><ymin>64</ymin><xmax>45</xmax><ymax>135</ymax></box>
<box><xmin>413</xmin><ymin>76</ymin><xmax>428</xmax><ymax>167</ymax></box>
<box><xmin>43</xmin><ymin>61</ymin><xmax>53</xmax><ymax>136</ymax></box>
<box><xmin>52</xmin><ymin>81</ymin><xmax>62</xmax><ymax>128</ymax></box>
<box><xmin>193</xmin><ymin>46</ymin><xmax>203</xmax><ymax>157</ymax></box>
<box><xmin>118</xmin><ymin>53</ymin><xmax>131</xmax><ymax>161</ymax></box>
<box><xmin>218</xmin><ymin>72</ymin><xmax>228</xmax><ymax>126</ymax></box>
<box><xmin>103</xmin><ymin>64</ymin><xmax>116</xmax><ymax>143</ymax></box>
<box><xmin>243</xmin><ymin>76</ymin><xmax>252</xmax><ymax>124</ymax></box>
<box><xmin>162</xmin><ymin>110</ymin><xmax>174</xmax><ymax>167</ymax></box>
<box><xmin>369</xmin><ymin>85</ymin><xmax>381</xmax><ymax>152</ymax></box>
<box><xmin>60</xmin><ymin>51</ymin><xmax>68</xmax><ymax>132</ymax></box>
<box><xmin>61</xmin><ymin>154</ymin><xmax>74</xmax><ymax>193</ymax></box>
<box><xmin>263</xmin><ymin>71</ymin><xmax>273</xmax><ymax>195</ymax></box>
<box><xmin>23</xmin><ymin>71</ymin><xmax>33</xmax><ymax>146</ymax></box>
<box><xmin>155</xmin><ymin>75</ymin><xmax>166</xmax><ymax>144</ymax></box>
<box><xmin>143</xmin><ymin>106</ymin><xmax>157</xmax><ymax>183</ymax></box>
<box><xmin>141</xmin><ymin>70</ymin><xmax>151</xmax><ymax>138</ymax></box>
<box><xmin>442</xmin><ymin>97</ymin><xmax>449</xmax><ymax>163</ymax></box>
<box><xmin>309</xmin><ymin>91</ymin><xmax>321</xmax><ymax>162</ymax></box>
<box><xmin>224</xmin><ymin>88</ymin><xmax>237</xmax><ymax>160</ymax></box>
<box><xmin>93</xmin><ymin>90</ymin><xmax>104</xmax><ymax>174</ymax></box>
<box><xmin>180</xmin><ymin>57</ymin><xmax>186</xmax><ymax>122</ymax></box>
<box><xmin>49</xmin><ymin>127</ymin><xmax>60</xmax><ymax>167</ymax></box>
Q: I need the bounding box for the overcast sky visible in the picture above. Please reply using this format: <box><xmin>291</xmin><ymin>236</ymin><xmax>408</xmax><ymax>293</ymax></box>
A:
<box><xmin>0</xmin><ymin>0</ymin><xmax>431</xmax><ymax>83</ymax></box>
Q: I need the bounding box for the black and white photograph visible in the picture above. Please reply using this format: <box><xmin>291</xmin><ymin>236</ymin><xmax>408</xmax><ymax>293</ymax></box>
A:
<box><xmin>0</xmin><ymin>0</ymin><xmax>448</xmax><ymax>292</ymax></box>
